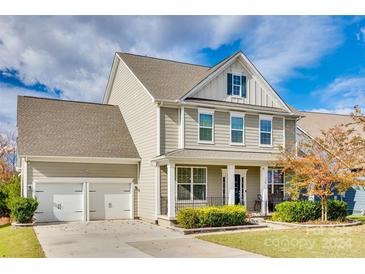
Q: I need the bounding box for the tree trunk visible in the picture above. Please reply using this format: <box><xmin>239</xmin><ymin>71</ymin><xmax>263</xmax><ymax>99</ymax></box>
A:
<box><xmin>323</xmin><ymin>197</ymin><xmax>328</xmax><ymax>222</ymax></box>
<box><xmin>321</xmin><ymin>199</ymin><xmax>324</xmax><ymax>222</ymax></box>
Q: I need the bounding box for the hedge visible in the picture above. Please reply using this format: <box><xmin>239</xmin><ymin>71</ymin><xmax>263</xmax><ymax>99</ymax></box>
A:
<box><xmin>176</xmin><ymin>205</ymin><xmax>247</xmax><ymax>229</ymax></box>
<box><xmin>272</xmin><ymin>200</ymin><xmax>348</xmax><ymax>223</ymax></box>
<box><xmin>0</xmin><ymin>177</ymin><xmax>21</xmax><ymax>217</ymax></box>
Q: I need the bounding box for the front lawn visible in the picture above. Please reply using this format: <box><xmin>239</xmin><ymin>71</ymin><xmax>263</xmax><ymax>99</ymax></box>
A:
<box><xmin>0</xmin><ymin>224</ymin><xmax>45</xmax><ymax>258</ymax></box>
<box><xmin>198</xmin><ymin>224</ymin><xmax>365</xmax><ymax>258</ymax></box>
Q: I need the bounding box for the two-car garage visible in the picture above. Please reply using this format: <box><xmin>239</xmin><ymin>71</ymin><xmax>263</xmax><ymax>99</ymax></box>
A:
<box><xmin>17</xmin><ymin>96</ymin><xmax>141</xmax><ymax>223</ymax></box>
<box><xmin>34</xmin><ymin>178</ymin><xmax>134</xmax><ymax>223</ymax></box>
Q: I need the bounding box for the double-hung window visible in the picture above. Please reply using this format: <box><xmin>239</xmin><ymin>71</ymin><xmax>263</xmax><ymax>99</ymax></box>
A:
<box><xmin>227</xmin><ymin>73</ymin><xmax>247</xmax><ymax>97</ymax></box>
<box><xmin>177</xmin><ymin>167</ymin><xmax>207</xmax><ymax>201</ymax></box>
<box><xmin>268</xmin><ymin>168</ymin><xmax>284</xmax><ymax>196</ymax></box>
<box><xmin>260</xmin><ymin>115</ymin><xmax>272</xmax><ymax>146</ymax></box>
<box><xmin>230</xmin><ymin>112</ymin><xmax>244</xmax><ymax>145</ymax></box>
<box><xmin>198</xmin><ymin>109</ymin><xmax>214</xmax><ymax>143</ymax></box>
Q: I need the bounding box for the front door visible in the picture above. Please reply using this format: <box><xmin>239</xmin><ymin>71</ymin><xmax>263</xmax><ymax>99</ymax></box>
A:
<box><xmin>222</xmin><ymin>169</ymin><xmax>247</xmax><ymax>206</ymax></box>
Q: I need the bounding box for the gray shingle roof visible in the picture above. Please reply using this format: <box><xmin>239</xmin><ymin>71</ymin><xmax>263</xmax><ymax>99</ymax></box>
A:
<box><xmin>117</xmin><ymin>52</ymin><xmax>236</xmax><ymax>101</ymax></box>
<box><xmin>297</xmin><ymin>111</ymin><xmax>365</xmax><ymax>139</ymax></box>
<box><xmin>17</xmin><ymin>96</ymin><xmax>140</xmax><ymax>159</ymax></box>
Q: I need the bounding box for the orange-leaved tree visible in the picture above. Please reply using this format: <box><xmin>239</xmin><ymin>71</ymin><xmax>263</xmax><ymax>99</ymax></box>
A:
<box><xmin>277</xmin><ymin>124</ymin><xmax>365</xmax><ymax>222</ymax></box>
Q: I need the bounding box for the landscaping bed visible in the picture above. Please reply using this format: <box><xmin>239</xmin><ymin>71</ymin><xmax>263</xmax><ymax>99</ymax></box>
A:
<box><xmin>264</xmin><ymin>218</ymin><xmax>362</xmax><ymax>228</ymax></box>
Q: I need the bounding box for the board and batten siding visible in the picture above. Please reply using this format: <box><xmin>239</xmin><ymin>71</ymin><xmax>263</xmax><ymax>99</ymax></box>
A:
<box><xmin>194</xmin><ymin>60</ymin><xmax>286</xmax><ymax>110</ymax></box>
<box><xmin>160</xmin><ymin>107</ymin><xmax>179</xmax><ymax>154</ymax></box>
<box><xmin>27</xmin><ymin>162</ymin><xmax>137</xmax><ymax>197</ymax></box>
<box><xmin>107</xmin><ymin>59</ymin><xmax>157</xmax><ymax>220</ymax></box>
<box><xmin>184</xmin><ymin>107</ymin><xmax>284</xmax><ymax>152</ymax></box>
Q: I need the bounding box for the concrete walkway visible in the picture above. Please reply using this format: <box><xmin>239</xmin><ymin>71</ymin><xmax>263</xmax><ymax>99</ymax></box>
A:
<box><xmin>34</xmin><ymin>220</ymin><xmax>265</xmax><ymax>258</ymax></box>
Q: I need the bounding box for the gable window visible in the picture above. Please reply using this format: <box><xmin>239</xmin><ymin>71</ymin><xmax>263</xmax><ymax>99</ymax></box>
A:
<box><xmin>230</xmin><ymin>112</ymin><xmax>245</xmax><ymax>145</ymax></box>
<box><xmin>227</xmin><ymin>73</ymin><xmax>247</xmax><ymax>97</ymax></box>
<box><xmin>260</xmin><ymin>115</ymin><xmax>272</xmax><ymax>146</ymax></box>
<box><xmin>177</xmin><ymin>167</ymin><xmax>207</xmax><ymax>201</ymax></box>
<box><xmin>198</xmin><ymin>109</ymin><xmax>214</xmax><ymax>143</ymax></box>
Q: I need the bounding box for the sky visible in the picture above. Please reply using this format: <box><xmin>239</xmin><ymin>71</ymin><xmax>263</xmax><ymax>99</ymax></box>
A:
<box><xmin>1</xmin><ymin>16</ymin><xmax>365</xmax><ymax>134</ymax></box>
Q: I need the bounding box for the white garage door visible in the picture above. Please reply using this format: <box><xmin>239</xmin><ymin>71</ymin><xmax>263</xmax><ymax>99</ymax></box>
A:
<box><xmin>35</xmin><ymin>183</ymin><xmax>84</xmax><ymax>223</ymax></box>
<box><xmin>89</xmin><ymin>183</ymin><xmax>131</xmax><ymax>220</ymax></box>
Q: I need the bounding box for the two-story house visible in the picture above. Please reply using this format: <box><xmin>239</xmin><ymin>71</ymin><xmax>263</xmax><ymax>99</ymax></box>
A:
<box><xmin>17</xmin><ymin>51</ymin><xmax>300</xmax><ymax>224</ymax></box>
<box><xmin>103</xmin><ymin>51</ymin><xmax>300</xmax><ymax>223</ymax></box>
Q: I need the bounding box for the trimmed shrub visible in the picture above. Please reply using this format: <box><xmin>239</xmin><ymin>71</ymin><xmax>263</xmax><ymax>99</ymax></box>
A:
<box><xmin>176</xmin><ymin>205</ymin><xmax>247</xmax><ymax>229</ymax></box>
<box><xmin>272</xmin><ymin>201</ymin><xmax>321</xmax><ymax>222</ymax></box>
<box><xmin>328</xmin><ymin>200</ymin><xmax>348</xmax><ymax>221</ymax></box>
<box><xmin>272</xmin><ymin>200</ymin><xmax>348</xmax><ymax>223</ymax></box>
<box><xmin>9</xmin><ymin>197</ymin><xmax>38</xmax><ymax>223</ymax></box>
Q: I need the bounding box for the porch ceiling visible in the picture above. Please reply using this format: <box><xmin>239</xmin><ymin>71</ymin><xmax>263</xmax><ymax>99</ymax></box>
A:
<box><xmin>152</xmin><ymin>148</ymin><xmax>280</xmax><ymax>166</ymax></box>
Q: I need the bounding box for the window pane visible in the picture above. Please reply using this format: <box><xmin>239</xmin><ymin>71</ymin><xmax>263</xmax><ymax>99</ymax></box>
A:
<box><xmin>177</xmin><ymin>168</ymin><xmax>191</xmax><ymax>184</ymax></box>
<box><xmin>231</xmin><ymin>130</ymin><xmax>243</xmax><ymax>143</ymax></box>
<box><xmin>260</xmin><ymin>132</ymin><xmax>271</xmax><ymax>145</ymax></box>
<box><xmin>177</xmin><ymin>184</ymin><xmax>191</xmax><ymax>200</ymax></box>
<box><xmin>233</xmin><ymin>85</ymin><xmax>240</xmax><ymax>95</ymax></box>
<box><xmin>233</xmin><ymin>75</ymin><xmax>241</xmax><ymax>85</ymax></box>
<box><xmin>199</xmin><ymin>113</ymin><xmax>212</xmax><ymax>127</ymax></box>
<box><xmin>273</xmin><ymin>185</ymin><xmax>284</xmax><ymax>195</ymax></box>
<box><xmin>200</xmin><ymin>127</ymin><xmax>212</xmax><ymax>141</ymax></box>
<box><xmin>260</xmin><ymin>119</ymin><xmax>272</xmax><ymax>132</ymax></box>
<box><xmin>193</xmin><ymin>168</ymin><xmax>206</xmax><ymax>184</ymax></box>
<box><xmin>273</xmin><ymin>170</ymin><xmax>283</xmax><ymax>185</ymax></box>
<box><xmin>231</xmin><ymin>117</ymin><xmax>243</xmax><ymax>129</ymax></box>
<box><xmin>193</xmin><ymin>185</ymin><xmax>206</xmax><ymax>200</ymax></box>
<box><xmin>268</xmin><ymin>169</ymin><xmax>273</xmax><ymax>185</ymax></box>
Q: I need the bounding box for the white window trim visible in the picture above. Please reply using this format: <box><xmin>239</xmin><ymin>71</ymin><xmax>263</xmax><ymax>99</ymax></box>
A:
<box><xmin>230</xmin><ymin>112</ymin><xmax>245</xmax><ymax>146</ymax></box>
<box><xmin>176</xmin><ymin>166</ymin><xmax>208</xmax><ymax>202</ymax></box>
<box><xmin>229</xmin><ymin>73</ymin><xmax>247</xmax><ymax>98</ymax></box>
<box><xmin>198</xmin><ymin>108</ymin><xmax>215</xmax><ymax>144</ymax></box>
<box><xmin>259</xmin><ymin>115</ymin><xmax>273</xmax><ymax>147</ymax></box>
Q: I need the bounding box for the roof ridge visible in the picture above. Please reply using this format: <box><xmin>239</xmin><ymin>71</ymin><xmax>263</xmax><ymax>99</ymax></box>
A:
<box><xmin>300</xmin><ymin>110</ymin><xmax>353</xmax><ymax>117</ymax></box>
<box><xmin>117</xmin><ymin>52</ymin><xmax>209</xmax><ymax>68</ymax></box>
<box><xmin>19</xmin><ymin>96</ymin><xmax>115</xmax><ymax>107</ymax></box>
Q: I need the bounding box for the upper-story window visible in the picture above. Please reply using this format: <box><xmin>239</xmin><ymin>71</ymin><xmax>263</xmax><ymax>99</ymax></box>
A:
<box><xmin>227</xmin><ymin>73</ymin><xmax>247</xmax><ymax>97</ymax></box>
<box><xmin>198</xmin><ymin>109</ymin><xmax>214</xmax><ymax>143</ymax></box>
<box><xmin>230</xmin><ymin>112</ymin><xmax>245</xmax><ymax>145</ymax></box>
<box><xmin>259</xmin><ymin>115</ymin><xmax>272</xmax><ymax>146</ymax></box>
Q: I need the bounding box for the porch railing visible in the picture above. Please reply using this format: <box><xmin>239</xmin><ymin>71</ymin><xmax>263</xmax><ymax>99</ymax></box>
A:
<box><xmin>159</xmin><ymin>196</ymin><xmax>229</xmax><ymax>215</ymax></box>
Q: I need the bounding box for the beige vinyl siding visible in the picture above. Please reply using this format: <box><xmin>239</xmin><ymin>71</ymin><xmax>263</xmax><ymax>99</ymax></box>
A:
<box><xmin>107</xmin><ymin>59</ymin><xmax>157</xmax><ymax>220</ymax></box>
<box><xmin>285</xmin><ymin>119</ymin><xmax>297</xmax><ymax>151</ymax></box>
<box><xmin>27</xmin><ymin>161</ymin><xmax>137</xmax><ymax>197</ymax></box>
<box><xmin>184</xmin><ymin>107</ymin><xmax>284</xmax><ymax>152</ymax></box>
<box><xmin>160</xmin><ymin>107</ymin><xmax>179</xmax><ymax>154</ymax></box>
<box><xmin>194</xmin><ymin>60</ymin><xmax>287</xmax><ymax>110</ymax></box>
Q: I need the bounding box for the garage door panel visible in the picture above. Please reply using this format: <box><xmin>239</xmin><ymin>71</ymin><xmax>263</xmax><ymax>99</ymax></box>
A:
<box><xmin>35</xmin><ymin>183</ymin><xmax>84</xmax><ymax>223</ymax></box>
<box><xmin>89</xmin><ymin>183</ymin><xmax>131</xmax><ymax>220</ymax></box>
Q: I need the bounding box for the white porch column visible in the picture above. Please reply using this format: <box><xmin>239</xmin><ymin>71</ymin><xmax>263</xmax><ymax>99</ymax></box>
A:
<box><xmin>227</xmin><ymin>164</ymin><xmax>235</xmax><ymax>205</ymax></box>
<box><xmin>155</xmin><ymin>165</ymin><xmax>161</xmax><ymax>218</ymax></box>
<box><xmin>260</xmin><ymin>166</ymin><xmax>269</xmax><ymax>215</ymax></box>
<box><xmin>167</xmin><ymin>162</ymin><xmax>176</xmax><ymax>218</ymax></box>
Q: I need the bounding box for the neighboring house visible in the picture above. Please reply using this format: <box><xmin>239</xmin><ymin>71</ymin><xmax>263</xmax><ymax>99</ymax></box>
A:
<box><xmin>17</xmin><ymin>50</ymin><xmax>300</xmax><ymax>224</ymax></box>
<box><xmin>297</xmin><ymin>111</ymin><xmax>365</xmax><ymax>215</ymax></box>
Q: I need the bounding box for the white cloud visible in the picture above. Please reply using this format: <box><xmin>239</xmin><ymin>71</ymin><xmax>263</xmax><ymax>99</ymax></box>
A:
<box><xmin>243</xmin><ymin>16</ymin><xmax>343</xmax><ymax>85</ymax></box>
<box><xmin>309</xmin><ymin>75</ymin><xmax>365</xmax><ymax>114</ymax></box>
<box><xmin>0</xmin><ymin>16</ymin><xmax>347</xmax><ymax>132</ymax></box>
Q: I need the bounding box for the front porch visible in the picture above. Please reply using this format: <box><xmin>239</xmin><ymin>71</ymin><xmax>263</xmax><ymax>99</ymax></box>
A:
<box><xmin>156</xmin><ymin>162</ymin><xmax>285</xmax><ymax>220</ymax></box>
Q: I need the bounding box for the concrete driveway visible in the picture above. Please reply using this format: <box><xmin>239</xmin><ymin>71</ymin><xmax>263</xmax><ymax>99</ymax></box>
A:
<box><xmin>34</xmin><ymin>220</ymin><xmax>265</xmax><ymax>258</ymax></box>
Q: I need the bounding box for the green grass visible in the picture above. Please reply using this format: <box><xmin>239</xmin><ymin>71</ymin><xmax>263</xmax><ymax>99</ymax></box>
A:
<box><xmin>198</xmin><ymin>225</ymin><xmax>365</xmax><ymax>258</ymax></box>
<box><xmin>0</xmin><ymin>224</ymin><xmax>45</xmax><ymax>258</ymax></box>
<box><xmin>347</xmin><ymin>215</ymin><xmax>365</xmax><ymax>224</ymax></box>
